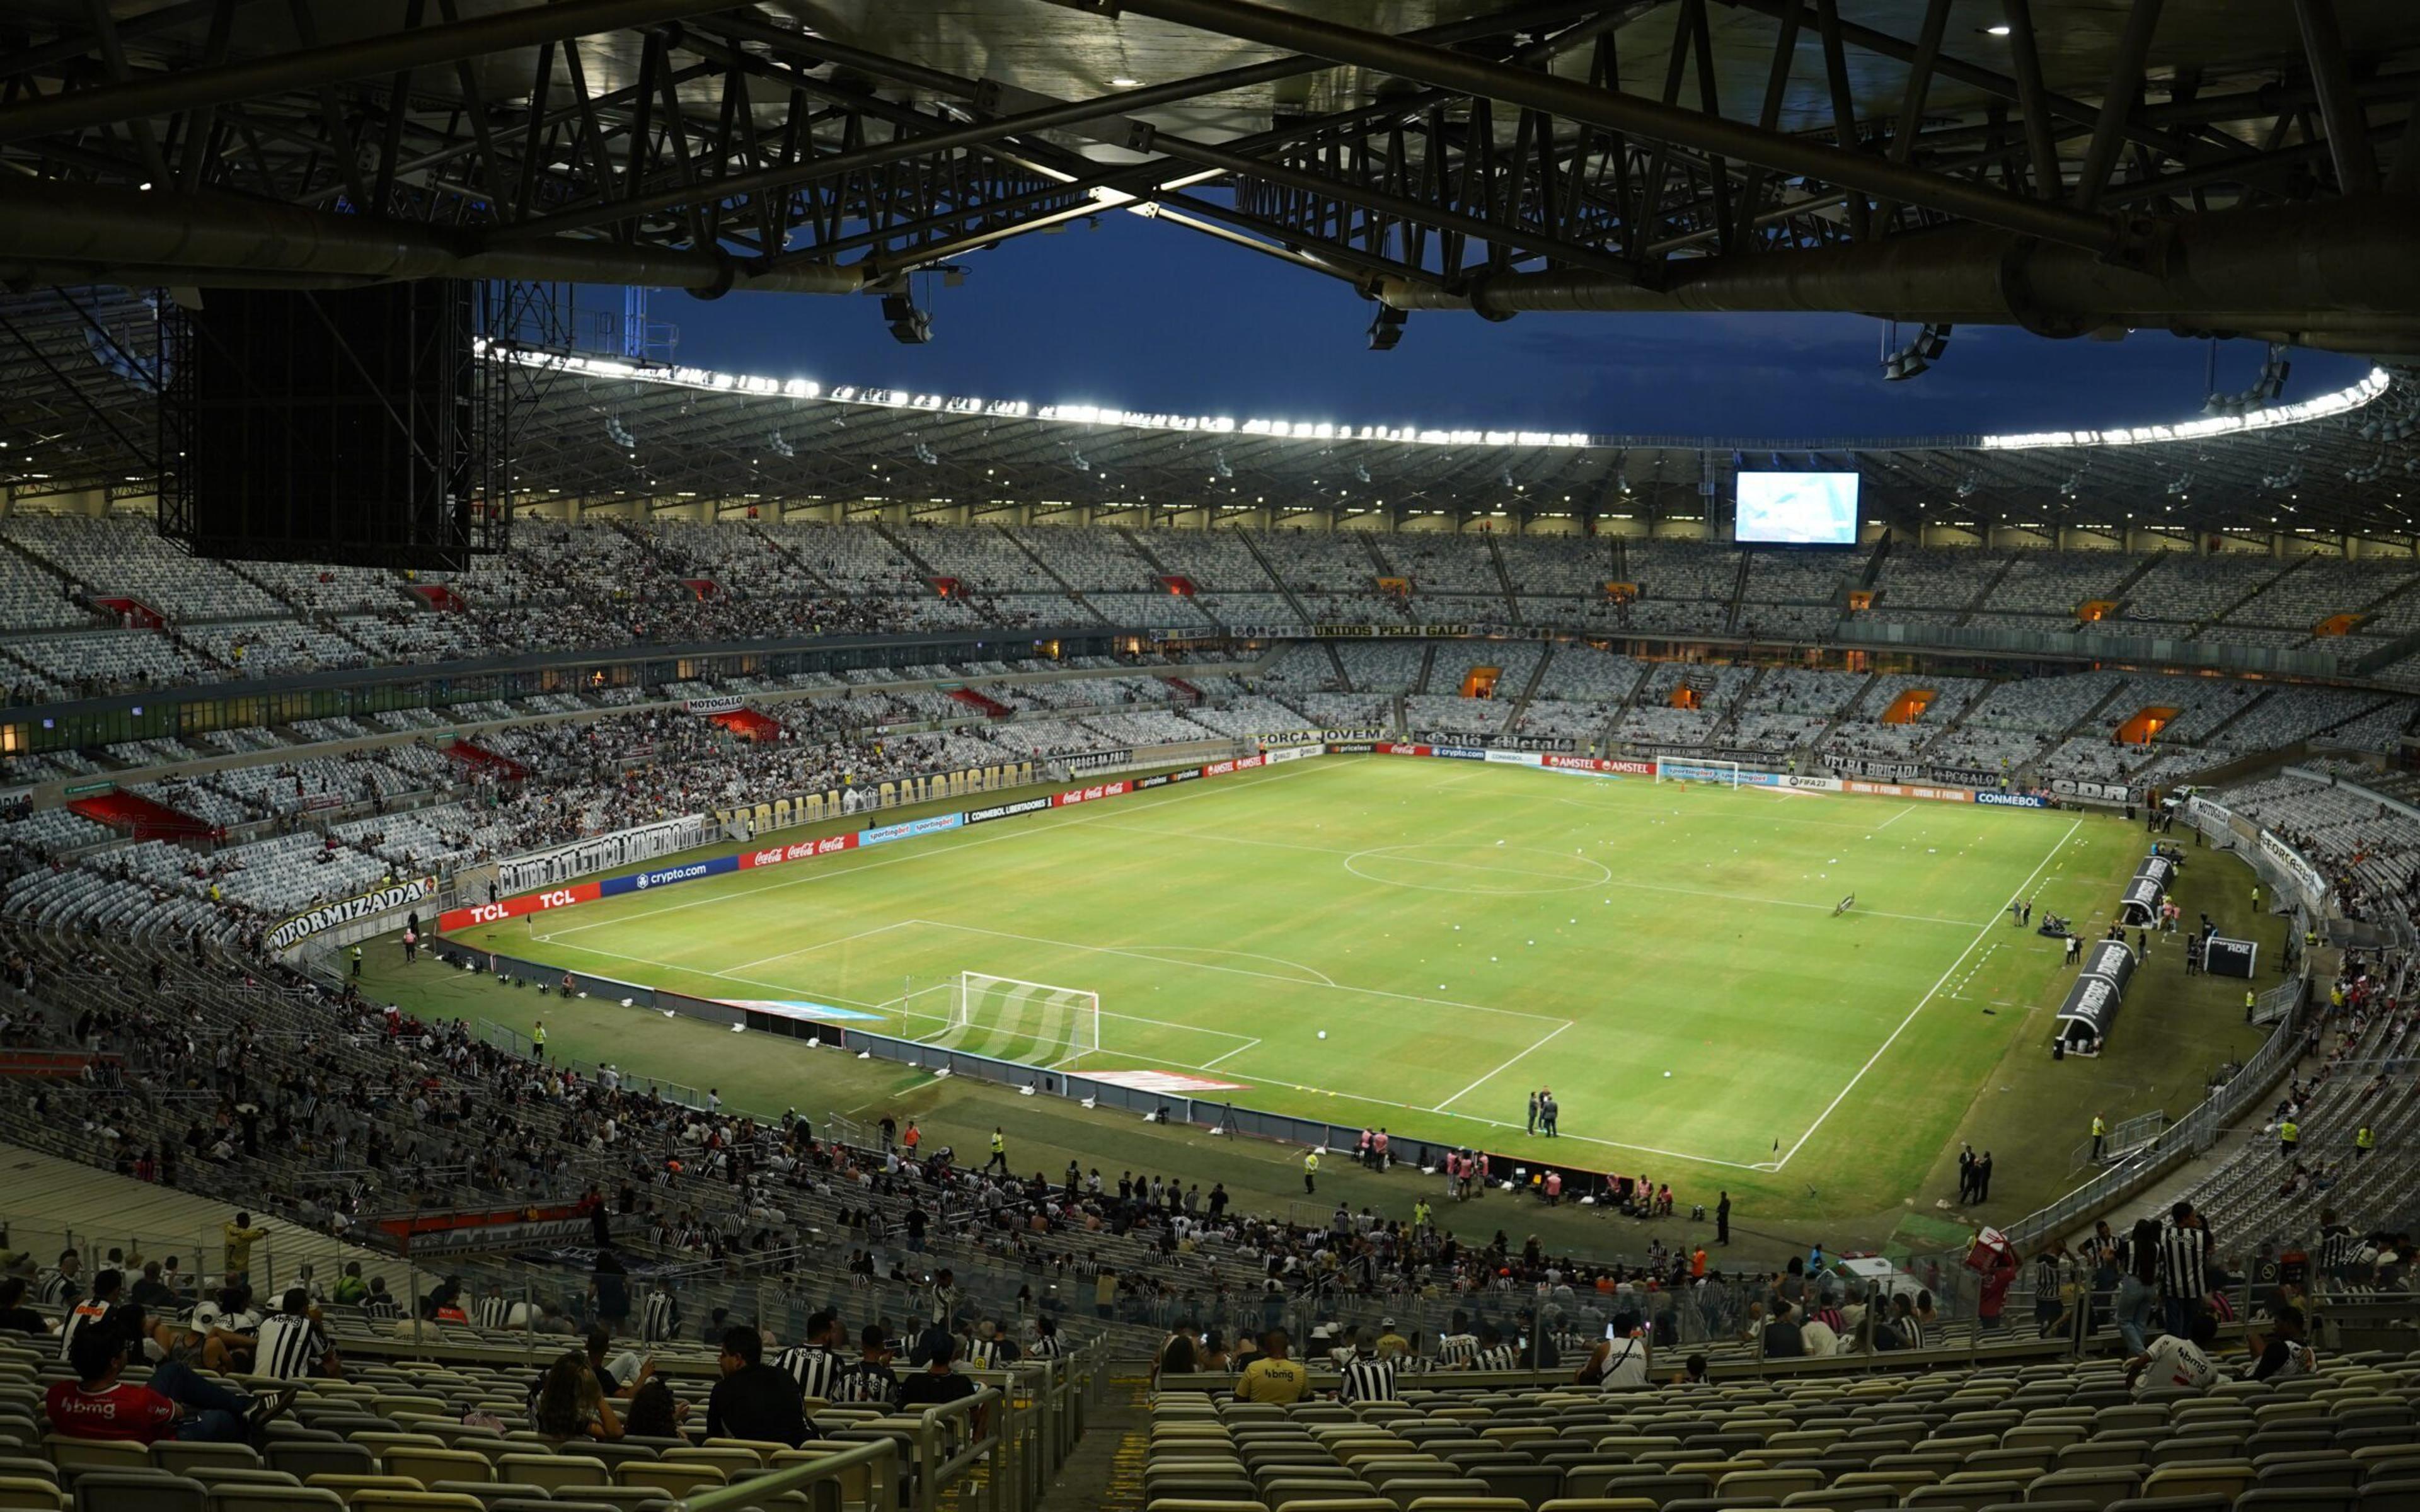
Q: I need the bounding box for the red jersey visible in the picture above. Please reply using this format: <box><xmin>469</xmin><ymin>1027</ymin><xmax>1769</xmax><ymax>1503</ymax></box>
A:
<box><xmin>45</xmin><ymin>1378</ymin><xmax>178</xmax><ymax>1442</ymax></box>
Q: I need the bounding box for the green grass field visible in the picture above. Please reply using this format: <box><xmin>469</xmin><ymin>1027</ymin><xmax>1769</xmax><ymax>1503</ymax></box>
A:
<box><xmin>397</xmin><ymin>752</ymin><xmax>2274</xmax><ymax>1246</ymax></box>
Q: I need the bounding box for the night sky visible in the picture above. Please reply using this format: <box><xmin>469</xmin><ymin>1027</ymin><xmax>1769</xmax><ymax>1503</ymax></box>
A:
<box><xmin>663</xmin><ymin>212</ymin><xmax>2369</xmax><ymax>440</ymax></box>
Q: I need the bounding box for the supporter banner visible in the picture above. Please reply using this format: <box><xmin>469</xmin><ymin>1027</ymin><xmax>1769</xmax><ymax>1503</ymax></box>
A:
<box><xmin>965</xmin><ymin>796</ymin><xmax>1053</xmax><ymax>825</ymax></box>
<box><xmin>1312</xmin><ymin>624</ymin><xmax>1469</xmax><ymax>638</ymax></box>
<box><xmin>2258</xmin><ymin>829</ymin><xmax>2331</xmax><ymax>905</ymax></box>
<box><xmin>497</xmin><ymin>813</ymin><xmax>710</xmax><ymax>895</ymax></box>
<box><xmin>860</xmin><ymin>812</ymin><xmax>966</xmax><ymax>845</ymax></box>
<box><xmin>270</xmin><ymin>876</ymin><xmax>438</xmax><ymax>952</ymax></box>
<box><xmin>1840</xmin><ymin>778</ymin><xmax>1975</xmax><ymax>803</ymax></box>
<box><xmin>603</xmin><ymin>856</ymin><xmax>734</xmax><ymax>895</ymax></box>
<box><xmin>1064</xmin><ymin>749</ymin><xmax>1134</xmax><ymax>775</ymax></box>
<box><xmin>1264</xmin><ymin>727</ymin><xmax>1387</xmax><ymax>746</ymax></box>
<box><xmin>683</xmin><ymin>696</ymin><xmax>746</xmax><ymax>714</ymax></box>
<box><xmin>1976</xmin><ymin>792</ymin><xmax>2050</xmax><ymax>810</ymax></box>
<box><xmin>1412</xmin><ymin>730</ymin><xmax>1578</xmax><ymax>753</ymax></box>
<box><xmin>1823</xmin><ymin>752</ymin><xmax>2008</xmax><ymax>789</ymax></box>
<box><xmin>2049</xmin><ymin>776</ymin><xmax>2133</xmax><ymax>806</ymax></box>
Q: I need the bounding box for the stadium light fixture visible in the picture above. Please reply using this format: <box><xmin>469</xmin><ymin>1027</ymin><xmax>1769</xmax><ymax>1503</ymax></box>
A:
<box><xmin>1986</xmin><ymin>23</ymin><xmax>2012</xmax><ymax>35</ymax></box>
<box><xmin>880</xmin><ymin>292</ymin><xmax>932</xmax><ymax>345</ymax></box>
<box><xmin>1367</xmin><ymin>305</ymin><xmax>1407</xmax><ymax>350</ymax></box>
<box><xmin>1881</xmin><ymin>322</ymin><xmax>1952</xmax><ymax>382</ymax></box>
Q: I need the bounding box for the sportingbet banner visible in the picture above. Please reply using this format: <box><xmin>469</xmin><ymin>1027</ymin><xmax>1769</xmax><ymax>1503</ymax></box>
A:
<box><xmin>496</xmin><ymin>813</ymin><xmax>710</xmax><ymax>895</ymax></box>
<box><xmin>859</xmin><ymin>812</ymin><xmax>965</xmax><ymax>845</ymax></box>
<box><xmin>268</xmin><ymin>876</ymin><xmax>437</xmax><ymax>952</ymax></box>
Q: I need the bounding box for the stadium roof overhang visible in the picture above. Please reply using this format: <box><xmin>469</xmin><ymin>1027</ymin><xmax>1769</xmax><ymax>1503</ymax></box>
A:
<box><xmin>4</xmin><ymin>283</ymin><xmax>2417</xmax><ymax>537</ymax></box>
<box><xmin>0</xmin><ymin>1</ymin><xmax>2414</xmax><ymax>351</ymax></box>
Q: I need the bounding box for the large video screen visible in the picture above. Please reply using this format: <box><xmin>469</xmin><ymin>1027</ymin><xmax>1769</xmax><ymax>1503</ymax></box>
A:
<box><xmin>1735</xmin><ymin>471</ymin><xmax>1861</xmax><ymax>546</ymax></box>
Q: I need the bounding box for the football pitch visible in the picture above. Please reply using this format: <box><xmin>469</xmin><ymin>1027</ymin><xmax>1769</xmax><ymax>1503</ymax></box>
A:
<box><xmin>449</xmin><ymin>752</ymin><xmax>2204</xmax><ymax>1187</ymax></box>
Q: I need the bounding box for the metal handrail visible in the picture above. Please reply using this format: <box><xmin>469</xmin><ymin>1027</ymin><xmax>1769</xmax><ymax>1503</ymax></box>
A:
<box><xmin>666</xmin><ymin>1435</ymin><xmax>902</xmax><ymax>1512</ymax></box>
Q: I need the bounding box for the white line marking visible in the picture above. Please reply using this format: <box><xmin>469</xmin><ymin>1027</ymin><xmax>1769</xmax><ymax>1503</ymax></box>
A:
<box><xmin>1433</xmin><ymin>1020</ymin><xmax>1574</xmax><ymax>1112</ymax></box>
<box><xmin>1876</xmin><ymin>805</ymin><xmax>1916</xmax><ymax>830</ymax></box>
<box><xmin>1083</xmin><ymin>820</ymin><xmax>1976</xmax><ymax>926</ymax></box>
<box><xmin>726</xmin><ymin>919</ymin><xmax>918</xmax><ymax>971</ymax></box>
<box><xmin>1200</xmin><ymin>1037</ymin><xmax>1261</xmax><ymax>1070</ymax></box>
<box><xmin>911</xmin><ymin>918</ymin><xmax>1569</xmax><ymax>1025</ymax></box>
<box><xmin>1772</xmin><ymin>815</ymin><xmax>2082</xmax><ymax>1170</ymax></box>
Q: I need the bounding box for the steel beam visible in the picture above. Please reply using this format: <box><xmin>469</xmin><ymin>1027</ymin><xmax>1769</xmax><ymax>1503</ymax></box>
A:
<box><xmin>1051</xmin><ymin>0</ymin><xmax>2128</xmax><ymax>256</ymax></box>
<box><xmin>0</xmin><ymin>0</ymin><xmax>743</xmax><ymax>146</ymax></box>
<box><xmin>2291</xmin><ymin>0</ymin><xmax>2379</xmax><ymax>195</ymax></box>
<box><xmin>1371</xmin><ymin>195</ymin><xmax>2420</xmax><ymax>343</ymax></box>
<box><xmin>0</xmin><ymin>180</ymin><xmax>863</xmax><ymax>293</ymax></box>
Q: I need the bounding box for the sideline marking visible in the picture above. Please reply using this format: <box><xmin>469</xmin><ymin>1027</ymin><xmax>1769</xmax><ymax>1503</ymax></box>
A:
<box><xmin>1771</xmin><ymin>815</ymin><xmax>2082</xmax><ymax>1171</ymax></box>
<box><xmin>1432</xmin><ymin>1019</ymin><xmax>1575</xmax><ymax>1113</ymax></box>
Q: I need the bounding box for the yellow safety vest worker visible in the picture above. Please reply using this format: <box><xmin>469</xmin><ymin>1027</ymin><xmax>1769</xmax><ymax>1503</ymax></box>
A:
<box><xmin>2092</xmin><ymin>1116</ymin><xmax>2106</xmax><ymax>1137</ymax></box>
<box><xmin>2281</xmin><ymin>1120</ymin><xmax>2299</xmax><ymax>1145</ymax></box>
<box><xmin>2356</xmin><ymin>1126</ymin><xmax>2373</xmax><ymax>1151</ymax></box>
<box><xmin>1303</xmin><ymin>1151</ymin><xmax>1320</xmax><ymax>1174</ymax></box>
<box><xmin>990</xmin><ymin>1131</ymin><xmax>1005</xmax><ymax>1154</ymax></box>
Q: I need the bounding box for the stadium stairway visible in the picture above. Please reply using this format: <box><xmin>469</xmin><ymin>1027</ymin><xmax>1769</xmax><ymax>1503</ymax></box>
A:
<box><xmin>1037</xmin><ymin>1377</ymin><xmax>1151</xmax><ymax>1512</ymax></box>
<box><xmin>64</xmin><ymin>786</ymin><xmax>218</xmax><ymax>841</ymax></box>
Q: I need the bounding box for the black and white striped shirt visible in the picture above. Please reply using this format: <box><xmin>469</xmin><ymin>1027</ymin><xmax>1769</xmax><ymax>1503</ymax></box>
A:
<box><xmin>833</xmin><ymin>1361</ymin><xmax>899</xmax><ymax>1405</ymax></box>
<box><xmin>1434</xmin><ymin>1332</ymin><xmax>1477</xmax><ymax>1368</ymax></box>
<box><xmin>2319</xmin><ymin>1225</ymin><xmax>2356</xmax><ymax>1273</ymax></box>
<box><xmin>57</xmin><ymin>1300</ymin><xmax>111</xmax><ymax>1360</ymax></box>
<box><xmin>474</xmin><ymin>1296</ymin><xmax>511</xmax><ymax>1331</ymax></box>
<box><xmin>778</xmin><ymin>1344</ymin><xmax>846</xmax><ymax>1400</ymax></box>
<box><xmin>1896</xmin><ymin>1317</ymin><xmax>1927</xmax><ymax>1350</ymax></box>
<box><xmin>1470</xmin><ymin>1343</ymin><xmax>1520</xmax><ymax>1372</ymax></box>
<box><xmin>962</xmin><ymin>1336</ymin><xmax>1000</xmax><ymax>1370</ymax></box>
<box><xmin>641</xmin><ymin>1291</ymin><xmax>679</xmax><ymax>1343</ymax></box>
<box><xmin>253</xmin><ymin>1314</ymin><xmax>328</xmax><ymax>1380</ymax></box>
<box><xmin>1338</xmin><ymin>1353</ymin><xmax>1398</xmax><ymax>1404</ymax></box>
<box><xmin>37</xmin><ymin>1272</ymin><xmax>77</xmax><ymax>1306</ymax></box>
<box><xmin>1027</xmin><ymin>1334</ymin><xmax>1063</xmax><ymax>1360</ymax></box>
<box><xmin>360</xmin><ymin>1293</ymin><xmax>400</xmax><ymax>1320</ymax></box>
<box><xmin>2159</xmin><ymin>1223</ymin><xmax>2211</xmax><ymax>1301</ymax></box>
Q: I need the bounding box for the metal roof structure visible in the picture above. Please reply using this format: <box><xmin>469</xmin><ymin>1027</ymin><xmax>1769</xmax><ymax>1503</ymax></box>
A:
<box><xmin>0</xmin><ymin>1</ymin><xmax>2414</xmax><ymax>346</ymax></box>
<box><xmin>4</xmin><ymin>2</ymin><xmax>2420</xmax><ymax>538</ymax></box>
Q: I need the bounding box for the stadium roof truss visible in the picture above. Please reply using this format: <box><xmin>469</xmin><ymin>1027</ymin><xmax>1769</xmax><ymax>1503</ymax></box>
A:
<box><xmin>0</xmin><ymin>1</ymin><xmax>2414</xmax><ymax>348</ymax></box>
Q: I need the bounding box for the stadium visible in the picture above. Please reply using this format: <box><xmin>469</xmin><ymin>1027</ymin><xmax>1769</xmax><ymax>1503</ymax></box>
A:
<box><xmin>1</xmin><ymin>2</ymin><xmax>2419</xmax><ymax>1511</ymax></box>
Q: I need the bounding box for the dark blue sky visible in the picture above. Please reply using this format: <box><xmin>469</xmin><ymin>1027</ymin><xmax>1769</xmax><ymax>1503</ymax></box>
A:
<box><xmin>659</xmin><ymin>212</ymin><xmax>2368</xmax><ymax>440</ymax></box>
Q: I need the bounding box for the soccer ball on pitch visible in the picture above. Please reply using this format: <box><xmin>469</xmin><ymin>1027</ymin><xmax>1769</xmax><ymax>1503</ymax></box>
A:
<box><xmin>1317</xmin><ymin>1030</ymin><xmax>1328</xmax><ymax>1040</ymax></box>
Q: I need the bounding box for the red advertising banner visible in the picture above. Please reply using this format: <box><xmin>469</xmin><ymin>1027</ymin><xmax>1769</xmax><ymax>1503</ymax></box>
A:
<box><xmin>1051</xmin><ymin>779</ymin><xmax>1134</xmax><ymax>808</ymax></box>
<box><xmin>737</xmin><ymin>831</ymin><xmax>860</xmax><ymax>869</ymax></box>
<box><xmin>1374</xmin><ymin>743</ymin><xmax>1432</xmax><ymax>757</ymax></box>
<box><xmin>1541</xmin><ymin>753</ymin><xmax>1654</xmax><ymax>776</ymax></box>
<box><xmin>438</xmin><ymin>879</ymin><xmax>603</xmax><ymax>932</ymax></box>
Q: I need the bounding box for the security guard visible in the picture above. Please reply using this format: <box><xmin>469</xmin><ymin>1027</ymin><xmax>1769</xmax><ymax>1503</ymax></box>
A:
<box><xmin>1303</xmin><ymin>1148</ymin><xmax>1320</xmax><ymax>1194</ymax></box>
<box><xmin>2090</xmin><ymin>1114</ymin><xmax>2107</xmax><ymax>1163</ymax></box>
<box><xmin>2355</xmin><ymin>1123</ymin><xmax>2374</xmax><ymax>1159</ymax></box>
<box><xmin>2279</xmin><ymin>1116</ymin><xmax>2300</xmax><ymax>1160</ymax></box>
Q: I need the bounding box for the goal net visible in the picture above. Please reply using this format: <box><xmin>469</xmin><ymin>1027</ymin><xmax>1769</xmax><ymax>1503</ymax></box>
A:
<box><xmin>1654</xmin><ymin>757</ymin><xmax>1743</xmax><ymax>786</ymax></box>
<box><xmin>926</xmin><ymin>971</ymin><xmax>1101</xmax><ymax>1066</ymax></box>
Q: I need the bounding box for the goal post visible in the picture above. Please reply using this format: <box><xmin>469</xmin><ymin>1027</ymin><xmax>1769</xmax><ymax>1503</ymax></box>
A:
<box><xmin>933</xmin><ymin>971</ymin><xmax>1102</xmax><ymax>1066</ymax></box>
<box><xmin>1654</xmin><ymin>757</ymin><xmax>1742</xmax><ymax>787</ymax></box>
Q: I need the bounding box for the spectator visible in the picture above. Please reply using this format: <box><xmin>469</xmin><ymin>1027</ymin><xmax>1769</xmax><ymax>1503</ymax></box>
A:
<box><xmin>1235</xmin><ymin>1328</ymin><xmax>1308</xmax><ymax>1404</ymax></box>
<box><xmin>532</xmin><ymin>1351</ymin><xmax>623</xmax><ymax>1443</ymax></box>
<box><xmin>47</xmin><ymin>1320</ymin><xmax>295</xmax><ymax>1444</ymax></box>
<box><xmin>2126</xmin><ymin>1312</ymin><xmax>2222</xmax><ymax>1398</ymax></box>
<box><xmin>708</xmin><ymin>1324</ymin><xmax>812</xmax><ymax>1447</ymax></box>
